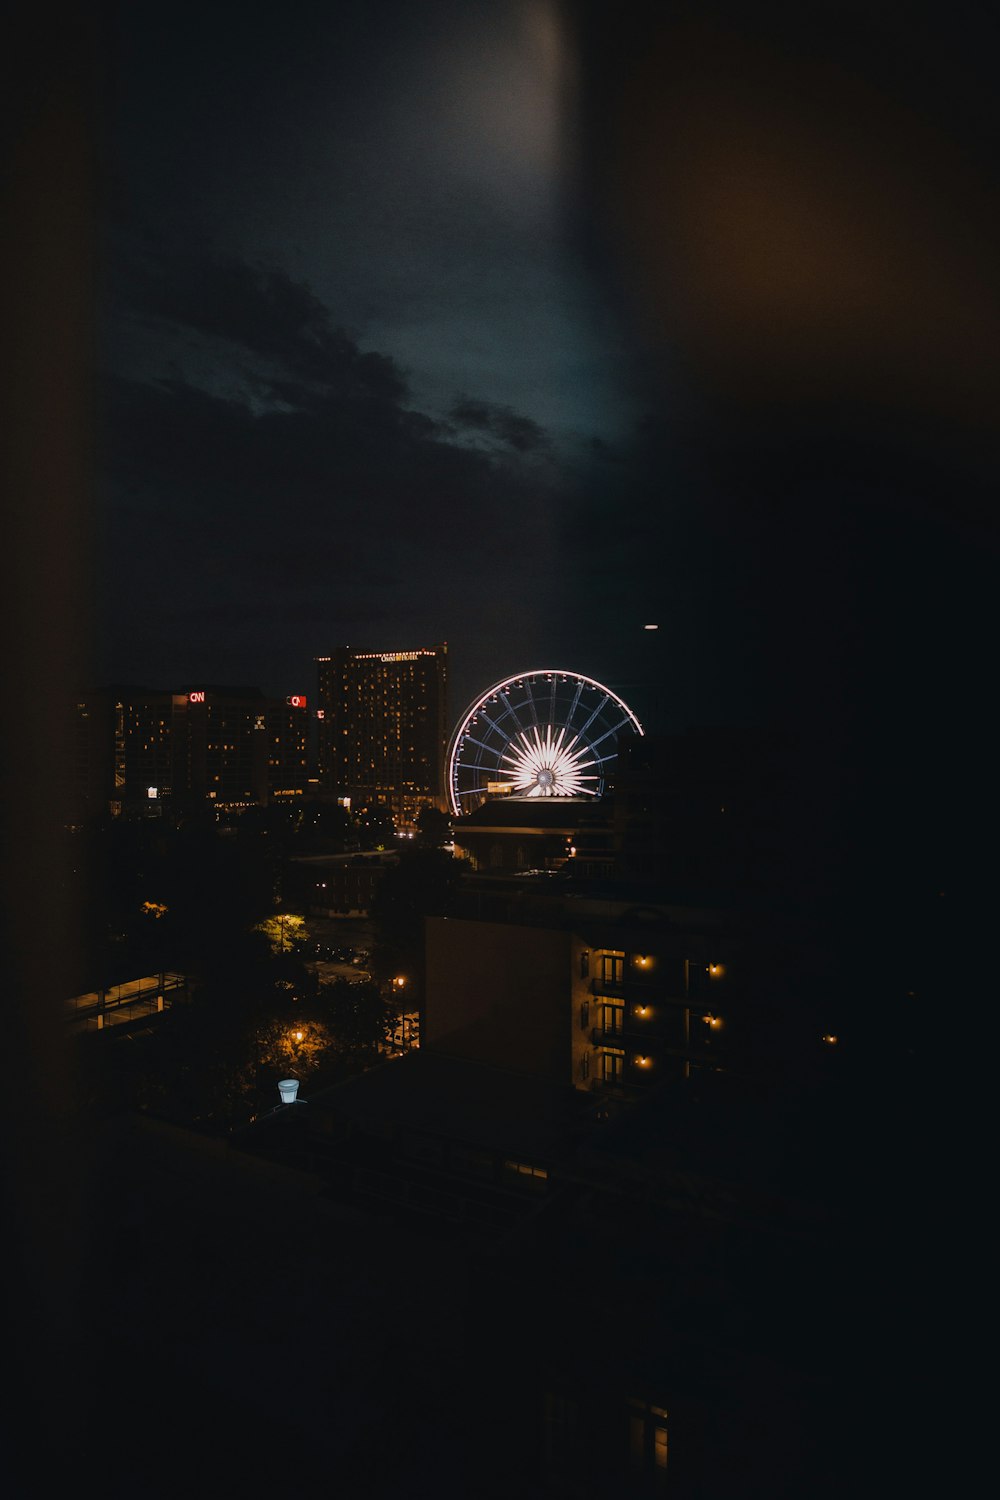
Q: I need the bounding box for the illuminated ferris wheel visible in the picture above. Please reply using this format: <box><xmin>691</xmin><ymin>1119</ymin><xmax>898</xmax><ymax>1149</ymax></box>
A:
<box><xmin>446</xmin><ymin>669</ymin><xmax>644</xmax><ymax>817</ymax></box>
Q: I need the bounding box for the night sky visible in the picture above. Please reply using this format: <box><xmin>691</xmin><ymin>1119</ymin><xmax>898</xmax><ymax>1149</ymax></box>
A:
<box><xmin>95</xmin><ymin>0</ymin><xmax>995</xmax><ymax>791</ymax></box>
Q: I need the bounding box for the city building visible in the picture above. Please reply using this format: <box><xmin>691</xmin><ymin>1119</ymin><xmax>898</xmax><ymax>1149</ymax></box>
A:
<box><xmin>451</xmin><ymin>795</ymin><xmax>615</xmax><ymax>875</ymax></box>
<box><xmin>65</xmin><ymin>684</ymin><xmax>312</xmax><ymax>819</ymax></box>
<box><xmin>169</xmin><ymin>685</ymin><xmax>269</xmax><ymax>810</ymax></box>
<box><xmin>64</xmin><ymin>686</ymin><xmax>175</xmax><ymax>821</ymax></box>
<box><xmin>285</xmin><ymin>850</ymin><xmax>396</xmax><ymax>919</ymax></box>
<box><xmin>265</xmin><ymin>694</ymin><xmax>310</xmax><ymax>800</ymax></box>
<box><xmin>424</xmin><ymin>881</ymin><xmax>734</xmax><ymax>1095</ymax></box>
<box><xmin>315</xmin><ymin>644</ymin><xmax>448</xmax><ymax>832</ymax></box>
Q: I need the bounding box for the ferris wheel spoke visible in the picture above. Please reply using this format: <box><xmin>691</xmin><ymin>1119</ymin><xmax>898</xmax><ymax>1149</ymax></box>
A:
<box><xmin>474</xmin><ymin>709</ymin><xmax>507</xmax><ymax>740</ymax></box>
<box><xmin>521</xmin><ymin>678</ymin><xmax>542</xmax><ymax>729</ymax></box>
<box><xmin>499</xmin><ymin>695</ymin><xmax>529</xmax><ymax>738</ymax></box>
<box><xmin>576</xmin><ymin>694</ymin><xmax>610</xmax><ymax>739</ymax></box>
<box><xmin>587</xmin><ymin>715</ymin><xmax>634</xmax><ymax>752</ymax></box>
<box><xmin>461</xmin><ymin>734</ymin><xmax>500</xmax><ymax>755</ymax></box>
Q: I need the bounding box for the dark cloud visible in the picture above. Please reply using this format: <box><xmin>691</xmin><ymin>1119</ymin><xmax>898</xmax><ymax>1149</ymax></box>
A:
<box><xmin>98</xmin><ymin>253</ymin><xmax>579</xmax><ymax>701</ymax></box>
<box><xmin>450</xmin><ymin>396</ymin><xmax>548</xmax><ymax>452</ymax></box>
<box><xmin>103</xmin><ymin>370</ymin><xmax>547</xmax><ymax>575</ymax></box>
<box><xmin>125</xmin><ymin>255</ymin><xmax>408</xmax><ymax>403</ymax></box>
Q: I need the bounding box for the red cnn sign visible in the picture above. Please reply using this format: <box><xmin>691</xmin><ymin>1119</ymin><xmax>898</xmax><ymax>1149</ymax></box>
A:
<box><xmin>189</xmin><ymin>691</ymin><xmax>206</xmax><ymax>703</ymax></box>
<box><xmin>286</xmin><ymin>694</ymin><xmax>307</xmax><ymax>708</ymax></box>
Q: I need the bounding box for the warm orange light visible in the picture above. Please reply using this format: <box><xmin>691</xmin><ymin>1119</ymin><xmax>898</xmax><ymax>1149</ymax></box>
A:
<box><xmin>702</xmin><ymin>1014</ymin><xmax>722</xmax><ymax>1029</ymax></box>
<box><xmin>636</xmin><ymin>1055</ymin><xmax>651</xmax><ymax>1067</ymax></box>
<box><xmin>635</xmin><ymin>1005</ymin><xmax>648</xmax><ymax>1017</ymax></box>
<box><xmin>708</xmin><ymin>963</ymin><xmax>725</xmax><ymax>978</ymax></box>
<box><xmin>293</xmin><ymin>1030</ymin><xmax>304</xmax><ymax>1041</ymax></box>
<box><xmin>822</xmin><ymin>1034</ymin><xmax>838</xmax><ymax>1045</ymax></box>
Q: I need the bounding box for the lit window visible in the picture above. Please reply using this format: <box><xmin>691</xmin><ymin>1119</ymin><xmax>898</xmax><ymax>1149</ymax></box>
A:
<box><xmin>601</xmin><ymin>1048</ymin><xmax>624</xmax><ymax>1084</ymax></box>
<box><xmin>599</xmin><ymin>998</ymin><xmax>624</xmax><ymax>1035</ymax></box>
<box><xmin>503</xmin><ymin>1160</ymin><xmax>548</xmax><ymax>1181</ymax></box>
<box><xmin>599</xmin><ymin>950</ymin><xmax>624</xmax><ymax>984</ymax></box>
<box><xmin>629</xmin><ymin>1399</ymin><xmax>669</xmax><ymax>1481</ymax></box>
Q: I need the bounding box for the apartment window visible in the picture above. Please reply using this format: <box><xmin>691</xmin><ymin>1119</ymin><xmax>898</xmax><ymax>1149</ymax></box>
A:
<box><xmin>503</xmin><ymin>1160</ymin><xmax>548</xmax><ymax>1186</ymax></box>
<box><xmin>601</xmin><ymin>1048</ymin><xmax>624</xmax><ymax>1084</ymax></box>
<box><xmin>599</xmin><ymin>950</ymin><xmax>624</xmax><ymax>984</ymax></box>
<box><xmin>599</xmin><ymin>999</ymin><xmax>624</xmax><ymax>1036</ymax></box>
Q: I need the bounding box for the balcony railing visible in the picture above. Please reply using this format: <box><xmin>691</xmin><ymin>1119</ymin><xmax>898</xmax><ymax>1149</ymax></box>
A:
<box><xmin>590</xmin><ymin>976</ymin><xmax>687</xmax><ymax>1002</ymax></box>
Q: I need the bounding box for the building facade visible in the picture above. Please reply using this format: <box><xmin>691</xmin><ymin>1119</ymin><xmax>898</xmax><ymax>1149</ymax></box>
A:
<box><xmin>169</xmin><ymin>686</ymin><xmax>269</xmax><ymax>809</ymax></box>
<box><xmin>315</xmin><ymin>644</ymin><xmax>448</xmax><ymax>832</ymax></box>
<box><xmin>425</xmin><ymin>887</ymin><xmax>732</xmax><ymax>1096</ymax></box>
<box><xmin>265</xmin><ymin>695</ymin><xmax>310</xmax><ymax>800</ymax></box>
<box><xmin>65</xmin><ymin>684</ymin><xmax>311</xmax><ymax>819</ymax></box>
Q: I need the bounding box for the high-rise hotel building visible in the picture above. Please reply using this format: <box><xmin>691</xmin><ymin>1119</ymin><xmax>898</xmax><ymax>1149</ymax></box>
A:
<box><xmin>315</xmin><ymin>645</ymin><xmax>448</xmax><ymax>832</ymax></box>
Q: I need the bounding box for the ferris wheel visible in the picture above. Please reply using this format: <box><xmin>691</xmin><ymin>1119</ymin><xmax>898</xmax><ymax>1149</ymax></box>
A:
<box><xmin>447</xmin><ymin>669</ymin><xmax>644</xmax><ymax>817</ymax></box>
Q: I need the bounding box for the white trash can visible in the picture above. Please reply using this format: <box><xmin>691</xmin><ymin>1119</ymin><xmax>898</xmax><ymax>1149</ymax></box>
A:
<box><xmin>277</xmin><ymin>1079</ymin><xmax>299</xmax><ymax>1105</ymax></box>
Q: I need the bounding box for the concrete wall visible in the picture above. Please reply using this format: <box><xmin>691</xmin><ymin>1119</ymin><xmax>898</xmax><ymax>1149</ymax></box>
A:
<box><xmin>425</xmin><ymin>916</ymin><xmax>572</xmax><ymax>1082</ymax></box>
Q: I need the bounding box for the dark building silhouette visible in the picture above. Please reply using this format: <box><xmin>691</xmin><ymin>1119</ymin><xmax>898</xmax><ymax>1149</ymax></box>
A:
<box><xmin>452</xmin><ymin>795</ymin><xmax>614</xmax><ymax>875</ymax></box>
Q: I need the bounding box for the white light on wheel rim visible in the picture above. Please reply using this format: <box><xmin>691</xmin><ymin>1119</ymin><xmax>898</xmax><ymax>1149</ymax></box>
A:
<box><xmin>446</xmin><ymin>669</ymin><xmax>644</xmax><ymax>816</ymax></box>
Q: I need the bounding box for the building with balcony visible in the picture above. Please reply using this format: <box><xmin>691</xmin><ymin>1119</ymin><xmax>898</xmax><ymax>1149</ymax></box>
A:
<box><xmin>425</xmin><ymin>880</ymin><xmax>734</xmax><ymax>1097</ymax></box>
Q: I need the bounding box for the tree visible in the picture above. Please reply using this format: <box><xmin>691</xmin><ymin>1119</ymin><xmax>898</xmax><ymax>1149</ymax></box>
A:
<box><xmin>319</xmin><ymin>977</ymin><xmax>396</xmax><ymax>1056</ymax></box>
<box><xmin>415</xmin><ymin>804</ymin><xmax>452</xmax><ymax>847</ymax></box>
<box><xmin>356</xmin><ymin>802</ymin><xmax>396</xmax><ymax>849</ymax></box>
<box><xmin>256</xmin><ymin>1015</ymin><xmax>334</xmax><ymax>1079</ymax></box>
<box><xmin>369</xmin><ymin>845</ymin><xmax>459</xmax><ymax>1002</ymax></box>
<box><xmin>254</xmin><ymin>912</ymin><xmax>310</xmax><ymax>957</ymax></box>
<box><xmin>292</xmin><ymin>799</ymin><xmax>357</xmax><ymax>853</ymax></box>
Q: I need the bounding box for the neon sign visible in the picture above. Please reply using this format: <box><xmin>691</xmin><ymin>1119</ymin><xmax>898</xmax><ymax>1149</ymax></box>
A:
<box><xmin>189</xmin><ymin>691</ymin><xmax>206</xmax><ymax>703</ymax></box>
<box><xmin>286</xmin><ymin>695</ymin><xmax>307</xmax><ymax>708</ymax></box>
